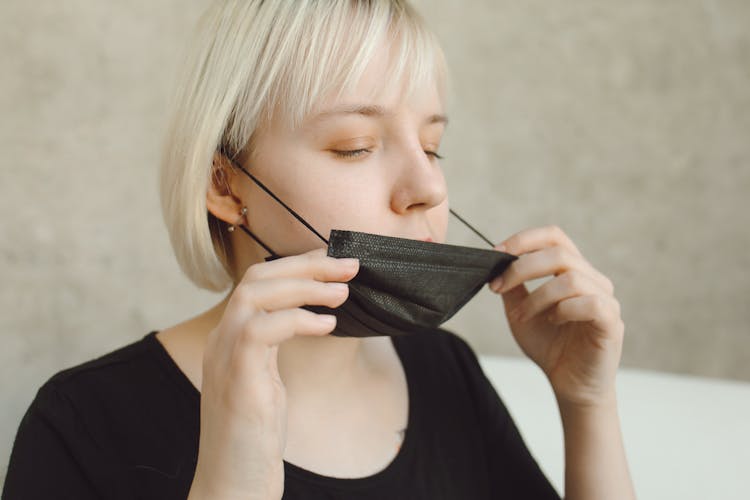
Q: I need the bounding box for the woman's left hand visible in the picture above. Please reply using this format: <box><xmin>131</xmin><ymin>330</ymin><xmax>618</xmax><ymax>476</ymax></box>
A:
<box><xmin>489</xmin><ymin>225</ymin><xmax>625</xmax><ymax>408</ymax></box>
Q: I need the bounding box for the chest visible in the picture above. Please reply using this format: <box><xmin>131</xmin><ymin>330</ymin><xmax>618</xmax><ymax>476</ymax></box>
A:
<box><xmin>282</xmin><ymin>359</ymin><xmax>409</xmax><ymax>478</ymax></box>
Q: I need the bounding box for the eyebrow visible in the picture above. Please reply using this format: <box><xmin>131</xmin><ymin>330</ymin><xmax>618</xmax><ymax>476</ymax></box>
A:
<box><xmin>311</xmin><ymin>104</ymin><xmax>449</xmax><ymax>127</ymax></box>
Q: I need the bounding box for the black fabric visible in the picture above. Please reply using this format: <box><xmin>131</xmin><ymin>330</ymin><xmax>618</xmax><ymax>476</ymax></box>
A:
<box><xmin>264</xmin><ymin>230</ymin><xmax>517</xmax><ymax>338</ymax></box>
<box><xmin>2</xmin><ymin>329</ymin><xmax>561</xmax><ymax>500</ymax></box>
<box><xmin>303</xmin><ymin>229</ymin><xmax>517</xmax><ymax>337</ymax></box>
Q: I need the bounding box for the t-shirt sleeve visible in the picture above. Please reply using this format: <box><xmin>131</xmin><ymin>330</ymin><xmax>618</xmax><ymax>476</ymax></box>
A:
<box><xmin>2</xmin><ymin>382</ymin><xmax>104</xmax><ymax>499</ymax></box>
<box><xmin>446</xmin><ymin>331</ymin><xmax>562</xmax><ymax>499</ymax></box>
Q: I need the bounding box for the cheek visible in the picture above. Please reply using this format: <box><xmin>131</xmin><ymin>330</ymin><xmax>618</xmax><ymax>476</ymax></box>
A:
<box><xmin>315</xmin><ymin>176</ymin><xmax>388</xmax><ymax>231</ymax></box>
<box><xmin>256</xmin><ymin>164</ymin><xmax>381</xmax><ymax>241</ymax></box>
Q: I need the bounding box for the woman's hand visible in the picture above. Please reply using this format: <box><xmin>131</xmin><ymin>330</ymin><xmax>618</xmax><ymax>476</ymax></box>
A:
<box><xmin>488</xmin><ymin>225</ymin><xmax>625</xmax><ymax>408</ymax></box>
<box><xmin>189</xmin><ymin>248</ymin><xmax>359</xmax><ymax>500</ymax></box>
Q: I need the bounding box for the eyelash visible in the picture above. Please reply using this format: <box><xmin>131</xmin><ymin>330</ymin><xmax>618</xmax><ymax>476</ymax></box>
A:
<box><xmin>332</xmin><ymin>149</ymin><xmax>444</xmax><ymax>160</ymax></box>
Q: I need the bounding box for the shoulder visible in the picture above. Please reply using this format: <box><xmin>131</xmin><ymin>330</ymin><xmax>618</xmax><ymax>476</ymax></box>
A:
<box><xmin>21</xmin><ymin>331</ymin><xmax>198</xmax><ymax>463</ymax></box>
<box><xmin>49</xmin><ymin>332</ymin><xmax>153</xmax><ymax>381</ymax></box>
<box><xmin>40</xmin><ymin>332</ymin><xmax>154</xmax><ymax>396</ymax></box>
<box><xmin>29</xmin><ymin>331</ymin><xmax>182</xmax><ymax>429</ymax></box>
<box><xmin>7</xmin><ymin>333</ymin><xmax>199</xmax><ymax>497</ymax></box>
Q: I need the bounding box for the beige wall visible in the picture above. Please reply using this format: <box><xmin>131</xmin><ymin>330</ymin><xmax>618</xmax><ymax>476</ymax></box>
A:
<box><xmin>2</xmin><ymin>0</ymin><xmax>749</xmax><ymax>484</ymax></box>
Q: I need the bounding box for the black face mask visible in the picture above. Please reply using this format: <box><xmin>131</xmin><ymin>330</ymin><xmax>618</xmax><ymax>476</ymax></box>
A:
<box><xmin>228</xmin><ymin>159</ymin><xmax>517</xmax><ymax>337</ymax></box>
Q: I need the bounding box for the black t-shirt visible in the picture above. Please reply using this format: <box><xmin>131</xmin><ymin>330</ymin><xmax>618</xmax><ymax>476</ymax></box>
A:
<box><xmin>2</xmin><ymin>328</ymin><xmax>561</xmax><ymax>499</ymax></box>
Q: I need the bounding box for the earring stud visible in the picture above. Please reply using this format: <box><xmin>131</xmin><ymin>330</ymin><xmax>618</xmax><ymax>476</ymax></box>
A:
<box><xmin>227</xmin><ymin>207</ymin><xmax>248</xmax><ymax>232</ymax></box>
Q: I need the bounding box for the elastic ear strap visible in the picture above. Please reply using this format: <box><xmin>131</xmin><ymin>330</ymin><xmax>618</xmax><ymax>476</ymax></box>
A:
<box><xmin>230</xmin><ymin>159</ymin><xmax>330</xmax><ymax>246</ymax></box>
<box><xmin>448</xmin><ymin>208</ymin><xmax>496</xmax><ymax>247</ymax></box>
<box><xmin>236</xmin><ymin>224</ymin><xmax>277</xmax><ymax>256</ymax></box>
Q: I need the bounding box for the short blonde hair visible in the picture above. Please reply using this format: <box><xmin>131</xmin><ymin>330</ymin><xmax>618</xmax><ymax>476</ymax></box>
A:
<box><xmin>159</xmin><ymin>0</ymin><xmax>449</xmax><ymax>291</ymax></box>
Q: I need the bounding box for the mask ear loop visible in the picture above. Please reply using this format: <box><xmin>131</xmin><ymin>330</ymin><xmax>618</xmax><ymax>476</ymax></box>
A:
<box><xmin>448</xmin><ymin>208</ymin><xmax>496</xmax><ymax>248</ymax></box>
<box><xmin>226</xmin><ymin>157</ymin><xmax>329</xmax><ymax>259</ymax></box>
<box><xmin>233</xmin><ymin>162</ymin><xmax>330</xmax><ymax>245</ymax></box>
<box><xmin>235</xmin><ymin>223</ymin><xmax>277</xmax><ymax>256</ymax></box>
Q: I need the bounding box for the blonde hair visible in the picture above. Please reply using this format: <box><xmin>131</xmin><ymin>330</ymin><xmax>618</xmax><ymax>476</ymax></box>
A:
<box><xmin>159</xmin><ymin>0</ymin><xmax>449</xmax><ymax>291</ymax></box>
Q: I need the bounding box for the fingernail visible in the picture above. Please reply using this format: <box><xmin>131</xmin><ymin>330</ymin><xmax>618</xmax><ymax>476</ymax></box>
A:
<box><xmin>328</xmin><ymin>282</ymin><xmax>349</xmax><ymax>294</ymax></box>
<box><xmin>491</xmin><ymin>278</ymin><xmax>504</xmax><ymax>292</ymax></box>
<box><xmin>317</xmin><ymin>314</ymin><xmax>337</xmax><ymax>326</ymax></box>
<box><xmin>339</xmin><ymin>258</ymin><xmax>359</xmax><ymax>269</ymax></box>
<box><xmin>496</xmin><ymin>243</ymin><xmax>507</xmax><ymax>252</ymax></box>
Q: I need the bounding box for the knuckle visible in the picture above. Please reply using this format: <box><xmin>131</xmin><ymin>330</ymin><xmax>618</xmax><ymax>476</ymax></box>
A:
<box><xmin>233</xmin><ymin>283</ymin><xmax>257</xmax><ymax>305</ymax></box>
<box><xmin>613</xmin><ymin>299</ymin><xmax>622</xmax><ymax>318</ymax></box>
<box><xmin>553</xmin><ymin>244</ymin><xmax>568</xmax><ymax>262</ymax></box>
<box><xmin>590</xmin><ymin>294</ymin><xmax>607</xmax><ymax>315</ymax></box>
<box><xmin>243</xmin><ymin>263</ymin><xmax>263</xmax><ymax>282</ymax></box>
<box><xmin>547</xmin><ymin>224</ymin><xmax>564</xmax><ymax>238</ymax></box>
<box><xmin>560</xmin><ymin>269</ymin><xmax>579</xmax><ymax>289</ymax></box>
<box><xmin>605</xmin><ymin>277</ymin><xmax>615</xmax><ymax>294</ymax></box>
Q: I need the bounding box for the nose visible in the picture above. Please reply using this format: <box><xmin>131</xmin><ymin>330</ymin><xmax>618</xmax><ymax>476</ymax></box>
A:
<box><xmin>390</xmin><ymin>142</ymin><xmax>448</xmax><ymax>214</ymax></box>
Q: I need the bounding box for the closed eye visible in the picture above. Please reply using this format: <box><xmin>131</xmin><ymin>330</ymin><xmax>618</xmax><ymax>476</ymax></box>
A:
<box><xmin>332</xmin><ymin>148</ymin><xmax>371</xmax><ymax>158</ymax></box>
<box><xmin>332</xmin><ymin>149</ymin><xmax>444</xmax><ymax>159</ymax></box>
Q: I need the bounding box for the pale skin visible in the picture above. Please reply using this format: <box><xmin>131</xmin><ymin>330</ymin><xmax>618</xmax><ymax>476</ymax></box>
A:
<box><xmin>490</xmin><ymin>227</ymin><xmax>637</xmax><ymax>499</ymax></box>
<box><xmin>163</xmin><ymin>42</ymin><xmax>635</xmax><ymax>499</ymax></box>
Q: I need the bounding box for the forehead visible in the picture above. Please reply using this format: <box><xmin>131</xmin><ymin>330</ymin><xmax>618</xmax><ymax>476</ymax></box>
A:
<box><xmin>307</xmin><ymin>44</ymin><xmax>445</xmax><ymax>125</ymax></box>
<box><xmin>304</xmin><ymin>103</ymin><xmax>448</xmax><ymax>131</ymax></box>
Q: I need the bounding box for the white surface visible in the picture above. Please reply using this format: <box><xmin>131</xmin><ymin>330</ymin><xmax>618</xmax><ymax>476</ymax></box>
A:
<box><xmin>479</xmin><ymin>356</ymin><xmax>750</xmax><ymax>500</ymax></box>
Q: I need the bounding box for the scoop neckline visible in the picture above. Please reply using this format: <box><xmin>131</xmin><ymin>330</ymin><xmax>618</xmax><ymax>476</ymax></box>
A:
<box><xmin>143</xmin><ymin>330</ymin><xmax>417</xmax><ymax>490</ymax></box>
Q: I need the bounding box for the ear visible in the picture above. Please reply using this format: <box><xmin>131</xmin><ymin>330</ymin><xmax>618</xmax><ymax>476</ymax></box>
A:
<box><xmin>207</xmin><ymin>151</ymin><xmax>246</xmax><ymax>225</ymax></box>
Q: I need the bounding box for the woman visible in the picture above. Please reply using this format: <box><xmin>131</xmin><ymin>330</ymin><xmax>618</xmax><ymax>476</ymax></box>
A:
<box><xmin>3</xmin><ymin>1</ymin><xmax>636</xmax><ymax>499</ymax></box>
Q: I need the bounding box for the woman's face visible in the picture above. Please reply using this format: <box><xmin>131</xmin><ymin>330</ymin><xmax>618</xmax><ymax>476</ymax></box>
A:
<box><xmin>232</xmin><ymin>45</ymin><xmax>449</xmax><ymax>264</ymax></box>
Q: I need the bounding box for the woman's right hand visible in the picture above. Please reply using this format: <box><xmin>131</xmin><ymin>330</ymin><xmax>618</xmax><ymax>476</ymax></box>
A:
<box><xmin>187</xmin><ymin>248</ymin><xmax>360</xmax><ymax>500</ymax></box>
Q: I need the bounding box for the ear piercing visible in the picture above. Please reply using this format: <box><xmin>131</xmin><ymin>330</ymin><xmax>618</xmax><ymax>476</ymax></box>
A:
<box><xmin>227</xmin><ymin>207</ymin><xmax>248</xmax><ymax>232</ymax></box>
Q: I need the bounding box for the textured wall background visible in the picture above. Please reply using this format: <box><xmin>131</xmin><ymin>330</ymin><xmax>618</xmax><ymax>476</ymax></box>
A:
<box><xmin>1</xmin><ymin>0</ymin><xmax>749</xmax><ymax>486</ymax></box>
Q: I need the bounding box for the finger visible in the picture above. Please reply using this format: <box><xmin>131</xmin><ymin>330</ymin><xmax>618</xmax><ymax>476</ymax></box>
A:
<box><xmin>230</xmin><ymin>309</ymin><xmax>338</xmax><ymax>381</ymax></box>
<box><xmin>235</xmin><ymin>277</ymin><xmax>350</xmax><ymax>314</ymax></box>
<box><xmin>211</xmin><ymin>277</ymin><xmax>348</xmax><ymax>366</ymax></box>
<box><xmin>491</xmin><ymin>245</ymin><xmax>613</xmax><ymax>295</ymax></box>
<box><xmin>243</xmin><ymin>247</ymin><xmax>360</xmax><ymax>284</ymax></box>
<box><xmin>495</xmin><ymin>224</ymin><xmax>583</xmax><ymax>259</ymax></box>
<box><xmin>212</xmin><ymin>251</ymin><xmax>355</xmax><ymax>365</ymax></box>
<box><xmin>546</xmin><ymin>294</ymin><xmax>623</xmax><ymax>334</ymax></box>
<box><xmin>496</xmin><ymin>281</ymin><xmax>530</xmax><ymax>318</ymax></box>
<box><xmin>510</xmin><ymin>270</ymin><xmax>604</xmax><ymax>323</ymax></box>
<box><xmin>244</xmin><ymin>308</ymin><xmax>337</xmax><ymax>347</ymax></box>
